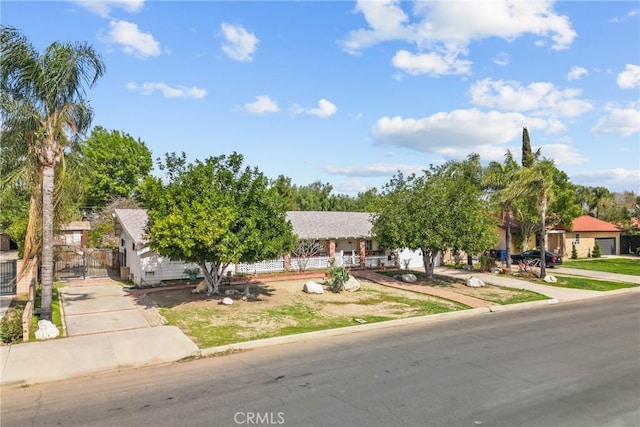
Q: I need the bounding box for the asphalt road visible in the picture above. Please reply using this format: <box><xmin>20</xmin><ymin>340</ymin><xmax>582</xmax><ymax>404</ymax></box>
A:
<box><xmin>3</xmin><ymin>294</ymin><xmax>639</xmax><ymax>427</ymax></box>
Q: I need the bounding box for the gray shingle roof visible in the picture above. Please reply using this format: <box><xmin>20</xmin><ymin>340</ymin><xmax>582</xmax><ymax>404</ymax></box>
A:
<box><xmin>114</xmin><ymin>209</ymin><xmax>148</xmax><ymax>245</ymax></box>
<box><xmin>286</xmin><ymin>211</ymin><xmax>373</xmax><ymax>239</ymax></box>
<box><xmin>114</xmin><ymin>209</ymin><xmax>374</xmax><ymax>244</ymax></box>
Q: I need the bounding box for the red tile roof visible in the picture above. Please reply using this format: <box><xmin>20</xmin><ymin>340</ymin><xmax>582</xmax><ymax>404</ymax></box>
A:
<box><xmin>572</xmin><ymin>215</ymin><xmax>623</xmax><ymax>232</ymax></box>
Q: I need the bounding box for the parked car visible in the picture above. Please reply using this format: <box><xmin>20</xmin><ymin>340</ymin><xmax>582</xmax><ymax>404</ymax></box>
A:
<box><xmin>510</xmin><ymin>250</ymin><xmax>563</xmax><ymax>268</ymax></box>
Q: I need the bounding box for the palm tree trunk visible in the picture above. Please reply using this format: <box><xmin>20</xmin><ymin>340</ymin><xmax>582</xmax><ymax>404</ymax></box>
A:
<box><xmin>505</xmin><ymin>208</ymin><xmax>512</xmax><ymax>269</ymax></box>
<box><xmin>539</xmin><ymin>196</ymin><xmax>547</xmax><ymax>279</ymax></box>
<box><xmin>40</xmin><ymin>165</ymin><xmax>55</xmax><ymax>321</ymax></box>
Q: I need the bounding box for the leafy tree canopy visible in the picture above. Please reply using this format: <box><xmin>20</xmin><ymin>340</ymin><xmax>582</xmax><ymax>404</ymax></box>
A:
<box><xmin>373</xmin><ymin>155</ymin><xmax>498</xmax><ymax>278</ymax></box>
<box><xmin>76</xmin><ymin>126</ymin><xmax>153</xmax><ymax>209</ymax></box>
<box><xmin>142</xmin><ymin>152</ymin><xmax>296</xmax><ymax>294</ymax></box>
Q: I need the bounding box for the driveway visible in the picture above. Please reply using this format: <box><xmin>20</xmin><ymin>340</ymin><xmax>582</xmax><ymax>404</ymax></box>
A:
<box><xmin>60</xmin><ymin>279</ymin><xmax>151</xmax><ymax>336</ymax></box>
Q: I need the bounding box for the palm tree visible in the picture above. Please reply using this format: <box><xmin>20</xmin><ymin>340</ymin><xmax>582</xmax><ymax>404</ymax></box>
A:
<box><xmin>507</xmin><ymin>158</ymin><xmax>556</xmax><ymax>278</ymax></box>
<box><xmin>1</xmin><ymin>26</ymin><xmax>105</xmax><ymax>320</ymax></box>
<box><xmin>482</xmin><ymin>151</ymin><xmax>519</xmax><ymax>269</ymax></box>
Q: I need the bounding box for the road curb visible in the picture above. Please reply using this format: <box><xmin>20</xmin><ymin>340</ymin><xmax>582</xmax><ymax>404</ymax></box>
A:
<box><xmin>200</xmin><ymin>307</ymin><xmax>492</xmax><ymax>357</ymax></box>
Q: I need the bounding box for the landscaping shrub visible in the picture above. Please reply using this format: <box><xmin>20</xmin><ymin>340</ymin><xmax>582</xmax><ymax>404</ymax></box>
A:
<box><xmin>1</xmin><ymin>306</ymin><xmax>24</xmax><ymax>344</ymax></box>
<box><xmin>571</xmin><ymin>243</ymin><xmax>578</xmax><ymax>260</ymax></box>
<box><xmin>592</xmin><ymin>241</ymin><xmax>601</xmax><ymax>258</ymax></box>
<box><xmin>327</xmin><ymin>259</ymin><xmax>350</xmax><ymax>293</ymax></box>
<box><xmin>479</xmin><ymin>254</ymin><xmax>497</xmax><ymax>272</ymax></box>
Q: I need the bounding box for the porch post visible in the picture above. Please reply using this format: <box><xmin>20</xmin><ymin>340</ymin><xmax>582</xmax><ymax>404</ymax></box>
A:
<box><xmin>328</xmin><ymin>239</ymin><xmax>336</xmax><ymax>260</ymax></box>
<box><xmin>358</xmin><ymin>239</ymin><xmax>366</xmax><ymax>267</ymax></box>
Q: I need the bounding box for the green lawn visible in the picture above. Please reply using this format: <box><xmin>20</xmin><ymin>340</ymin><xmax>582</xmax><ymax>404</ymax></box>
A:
<box><xmin>535</xmin><ymin>275</ymin><xmax>638</xmax><ymax>291</ymax></box>
<box><xmin>561</xmin><ymin>258</ymin><xmax>640</xmax><ymax>275</ymax></box>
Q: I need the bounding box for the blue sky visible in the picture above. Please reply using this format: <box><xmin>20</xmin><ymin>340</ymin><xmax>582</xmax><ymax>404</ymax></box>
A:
<box><xmin>4</xmin><ymin>1</ymin><xmax>640</xmax><ymax>194</ymax></box>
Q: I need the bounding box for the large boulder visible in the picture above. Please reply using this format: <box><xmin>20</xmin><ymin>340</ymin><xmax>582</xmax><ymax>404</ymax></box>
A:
<box><xmin>466</xmin><ymin>276</ymin><xmax>485</xmax><ymax>288</ymax></box>
<box><xmin>343</xmin><ymin>276</ymin><xmax>361</xmax><ymax>292</ymax></box>
<box><xmin>303</xmin><ymin>281</ymin><xmax>324</xmax><ymax>294</ymax></box>
<box><xmin>221</xmin><ymin>297</ymin><xmax>234</xmax><ymax>305</ymax></box>
<box><xmin>543</xmin><ymin>275</ymin><xmax>557</xmax><ymax>283</ymax></box>
<box><xmin>35</xmin><ymin>320</ymin><xmax>59</xmax><ymax>340</ymax></box>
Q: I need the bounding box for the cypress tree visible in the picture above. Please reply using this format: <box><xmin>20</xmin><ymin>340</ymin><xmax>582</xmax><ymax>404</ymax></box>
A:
<box><xmin>522</xmin><ymin>127</ymin><xmax>533</xmax><ymax>167</ymax></box>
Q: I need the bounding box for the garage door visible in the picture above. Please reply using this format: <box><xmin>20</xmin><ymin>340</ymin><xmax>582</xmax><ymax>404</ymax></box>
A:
<box><xmin>595</xmin><ymin>238</ymin><xmax>616</xmax><ymax>255</ymax></box>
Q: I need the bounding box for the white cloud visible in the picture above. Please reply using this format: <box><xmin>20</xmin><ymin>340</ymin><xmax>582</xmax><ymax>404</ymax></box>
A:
<box><xmin>244</xmin><ymin>95</ymin><xmax>279</xmax><ymax>115</ymax></box>
<box><xmin>539</xmin><ymin>144</ymin><xmax>588</xmax><ymax>165</ymax></box>
<box><xmin>107</xmin><ymin>20</ymin><xmax>160</xmax><ymax>57</ymax></box>
<box><xmin>468</xmin><ymin>78</ymin><xmax>594</xmax><ymax>118</ymax></box>
<box><xmin>323</xmin><ymin>163</ymin><xmax>425</xmax><ymax>177</ymax></box>
<box><xmin>221</xmin><ymin>23</ymin><xmax>259</xmax><ymax>62</ymax></box>
<box><xmin>126</xmin><ymin>82</ymin><xmax>206</xmax><ymax>99</ymax></box>
<box><xmin>617</xmin><ymin>64</ymin><xmax>640</xmax><ymax>89</ymax></box>
<box><xmin>331</xmin><ymin>180</ymin><xmax>371</xmax><ymax>194</ymax></box>
<box><xmin>341</xmin><ymin>0</ymin><xmax>576</xmax><ymax>76</ymax></box>
<box><xmin>341</xmin><ymin>0</ymin><xmax>413</xmax><ymax>55</ymax></box>
<box><xmin>307</xmin><ymin>99</ymin><xmax>337</xmax><ymax>118</ymax></box>
<box><xmin>371</xmin><ymin>109</ymin><xmax>557</xmax><ymax>162</ymax></box>
<box><xmin>73</xmin><ymin>0</ymin><xmax>144</xmax><ymax>17</ymax></box>
<box><xmin>493</xmin><ymin>52</ymin><xmax>509</xmax><ymax>67</ymax></box>
<box><xmin>567</xmin><ymin>66</ymin><xmax>589</xmax><ymax>81</ymax></box>
<box><xmin>571</xmin><ymin>169</ymin><xmax>640</xmax><ymax>192</ymax></box>
<box><xmin>292</xmin><ymin>99</ymin><xmax>337</xmax><ymax>118</ymax></box>
<box><xmin>591</xmin><ymin>106</ymin><xmax>640</xmax><ymax>136</ymax></box>
<box><xmin>391</xmin><ymin>50</ymin><xmax>472</xmax><ymax>76</ymax></box>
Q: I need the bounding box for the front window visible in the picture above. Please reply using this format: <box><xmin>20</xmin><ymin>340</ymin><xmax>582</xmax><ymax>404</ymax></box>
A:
<box><xmin>365</xmin><ymin>240</ymin><xmax>373</xmax><ymax>251</ymax></box>
<box><xmin>574</xmin><ymin>233</ymin><xmax>580</xmax><ymax>244</ymax></box>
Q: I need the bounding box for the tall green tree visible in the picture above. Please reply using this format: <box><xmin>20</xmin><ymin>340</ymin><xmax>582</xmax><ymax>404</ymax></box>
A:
<box><xmin>373</xmin><ymin>155</ymin><xmax>497</xmax><ymax>278</ymax></box>
<box><xmin>78</xmin><ymin>126</ymin><xmax>153</xmax><ymax>208</ymax></box>
<box><xmin>0</xmin><ymin>26</ymin><xmax>105</xmax><ymax>320</ymax></box>
<box><xmin>522</xmin><ymin>126</ymin><xmax>534</xmax><ymax>167</ymax></box>
<box><xmin>482</xmin><ymin>150</ymin><xmax>519</xmax><ymax>268</ymax></box>
<box><xmin>143</xmin><ymin>152</ymin><xmax>296</xmax><ymax>294</ymax></box>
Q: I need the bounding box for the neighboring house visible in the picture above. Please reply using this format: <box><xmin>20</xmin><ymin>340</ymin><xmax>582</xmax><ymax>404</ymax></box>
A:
<box><xmin>53</xmin><ymin>221</ymin><xmax>90</xmax><ymax>248</ymax></box>
<box><xmin>113</xmin><ymin>209</ymin><xmax>425</xmax><ymax>286</ymax></box>
<box><xmin>564</xmin><ymin>215</ymin><xmax>623</xmax><ymax>257</ymax></box>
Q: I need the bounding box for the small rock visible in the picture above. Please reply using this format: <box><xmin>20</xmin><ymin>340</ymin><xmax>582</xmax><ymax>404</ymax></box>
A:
<box><xmin>303</xmin><ymin>281</ymin><xmax>324</xmax><ymax>294</ymax></box>
<box><xmin>35</xmin><ymin>320</ymin><xmax>59</xmax><ymax>340</ymax></box>
<box><xmin>399</xmin><ymin>273</ymin><xmax>417</xmax><ymax>283</ymax></box>
<box><xmin>543</xmin><ymin>275</ymin><xmax>557</xmax><ymax>283</ymax></box>
<box><xmin>343</xmin><ymin>276</ymin><xmax>361</xmax><ymax>292</ymax></box>
<box><xmin>490</xmin><ymin>268</ymin><xmax>503</xmax><ymax>274</ymax></box>
<box><xmin>466</xmin><ymin>276</ymin><xmax>485</xmax><ymax>287</ymax></box>
<box><xmin>221</xmin><ymin>297</ymin><xmax>234</xmax><ymax>305</ymax></box>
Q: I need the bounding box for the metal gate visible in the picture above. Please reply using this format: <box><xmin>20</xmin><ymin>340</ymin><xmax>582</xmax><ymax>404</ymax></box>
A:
<box><xmin>54</xmin><ymin>249</ymin><xmax>115</xmax><ymax>279</ymax></box>
<box><xmin>0</xmin><ymin>260</ymin><xmax>17</xmax><ymax>295</ymax></box>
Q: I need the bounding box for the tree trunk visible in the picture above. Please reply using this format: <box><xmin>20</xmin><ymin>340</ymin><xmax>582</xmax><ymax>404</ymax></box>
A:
<box><xmin>422</xmin><ymin>248</ymin><xmax>435</xmax><ymax>279</ymax></box>
<box><xmin>40</xmin><ymin>165</ymin><xmax>55</xmax><ymax>321</ymax></box>
<box><xmin>505</xmin><ymin>207</ymin><xmax>512</xmax><ymax>269</ymax></box>
<box><xmin>539</xmin><ymin>196</ymin><xmax>547</xmax><ymax>279</ymax></box>
<box><xmin>200</xmin><ymin>261</ymin><xmax>226</xmax><ymax>295</ymax></box>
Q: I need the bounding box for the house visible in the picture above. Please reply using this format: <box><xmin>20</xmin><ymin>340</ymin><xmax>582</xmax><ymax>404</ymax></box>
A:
<box><xmin>565</xmin><ymin>215</ymin><xmax>624</xmax><ymax>257</ymax></box>
<box><xmin>53</xmin><ymin>221</ymin><xmax>90</xmax><ymax>248</ymax></box>
<box><xmin>113</xmin><ymin>209</ymin><xmax>425</xmax><ymax>286</ymax></box>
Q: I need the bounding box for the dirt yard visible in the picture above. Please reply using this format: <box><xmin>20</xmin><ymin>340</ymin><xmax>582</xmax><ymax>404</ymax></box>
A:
<box><xmin>146</xmin><ymin>273</ymin><xmax>542</xmax><ymax>348</ymax></box>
